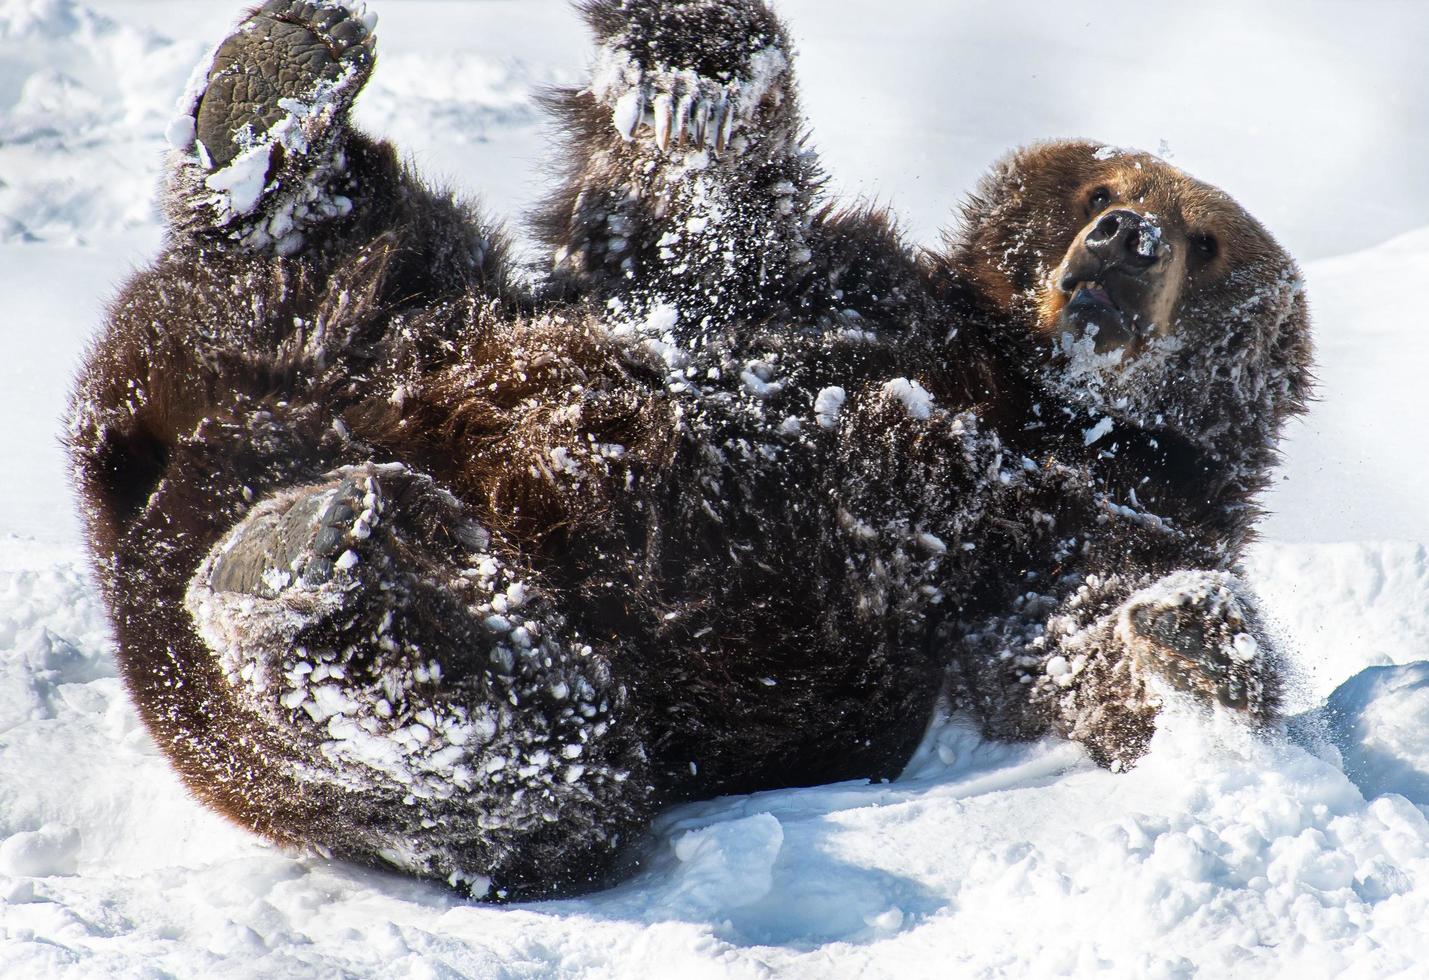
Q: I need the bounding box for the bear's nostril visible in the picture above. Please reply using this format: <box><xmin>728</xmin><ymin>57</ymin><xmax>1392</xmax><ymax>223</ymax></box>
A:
<box><xmin>1083</xmin><ymin>209</ymin><xmax>1160</xmax><ymax>268</ymax></box>
<box><xmin>1089</xmin><ymin>212</ymin><xmax>1122</xmax><ymax>244</ymax></box>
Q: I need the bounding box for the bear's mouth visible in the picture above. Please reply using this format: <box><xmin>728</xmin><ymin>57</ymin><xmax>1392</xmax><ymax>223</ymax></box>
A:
<box><xmin>1061</xmin><ymin>280</ymin><xmax>1137</xmax><ymax>353</ymax></box>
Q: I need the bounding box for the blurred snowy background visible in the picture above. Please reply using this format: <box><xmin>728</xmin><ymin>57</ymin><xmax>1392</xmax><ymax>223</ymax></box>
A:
<box><xmin>2</xmin><ymin>1</ymin><xmax>1428</xmax><ymax>976</ymax></box>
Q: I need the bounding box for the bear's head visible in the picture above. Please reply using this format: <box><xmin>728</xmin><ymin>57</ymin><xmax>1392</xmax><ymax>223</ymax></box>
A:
<box><xmin>944</xmin><ymin>139</ymin><xmax>1313</xmax><ymax>474</ymax></box>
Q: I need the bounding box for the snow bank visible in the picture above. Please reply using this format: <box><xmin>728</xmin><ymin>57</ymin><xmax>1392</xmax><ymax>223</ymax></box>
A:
<box><xmin>1320</xmin><ymin>663</ymin><xmax>1429</xmax><ymax>806</ymax></box>
<box><xmin>1257</xmin><ymin>228</ymin><xmax>1429</xmax><ymax>544</ymax></box>
<box><xmin>1248</xmin><ymin>541</ymin><xmax>1429</xmax><ymax>707</ymax></box>
<box><xmin>0</xmin><ymin>0</ymin><xmax>201</xmax><ymax>242</ymax></box>
<box><xmin>4</xmin><ymin>547</ymin><xmax>1429</xmax><ymax>976</ymax></box>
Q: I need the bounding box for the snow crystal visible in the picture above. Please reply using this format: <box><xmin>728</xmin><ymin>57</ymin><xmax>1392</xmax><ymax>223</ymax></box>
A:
<box><xmin>611</xmin><ymin>87</ymin><xmax>642</xmax><ymax>142</ymax></box>
<box><xmin>740</xmin><ymin>366</ymin><xmax>783</xmax><ymax>399</ymax></box>
<box><xmin>1230</xmin><ymin>632</ymin><xmax>1259</xmax><ymax>663</ymax></box>
<box><xmin>1134</xmin><ymin>213</ymin><xmax>1163</xmax><ymax>258</ymax></box>
<box><xmin>164</xmin><ymin>112</ymin><xmax>194</xmax><ymax>151</ymax></box>
<box><xmin>916</xmin><ymin>532</ymin><xmax>948</xmax><ymax>555</ymax></box>
<box><xmin>202</xmin><ymin>144</ymin><xmax>272</xmax><ymax>216</ymax></box>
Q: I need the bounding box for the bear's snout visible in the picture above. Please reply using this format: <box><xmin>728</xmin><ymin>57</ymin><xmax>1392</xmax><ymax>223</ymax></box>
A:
<box><xmin>1082</xmin><ymin>208</ymin><xmax>1165</xmax><ymax>272</ymax></box>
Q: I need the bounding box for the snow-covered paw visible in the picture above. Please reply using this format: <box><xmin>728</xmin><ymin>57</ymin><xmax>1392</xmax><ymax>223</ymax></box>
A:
<box><xmin>166</xmin><ymin>1</ymin><xmax>376</xmax><ymax>248</ymax></box>
<box><xmin>587</xmin><ymin>0</ymin><xmax>792</xmax><ymax>155</ymax></box>
<box><xmin>1119</xmin><ymin>573</ymin><xmax>1273</xmax><ymax>717</ymax></box>
<box><xmin>206</xmin><ymin>471</ymin><xmax>381</xmax><ymax>599</ymax></box>
<box><xmin>189</xmin><ymin>0</ymin><xmax>376</xmax><ymax>169</ymax></box>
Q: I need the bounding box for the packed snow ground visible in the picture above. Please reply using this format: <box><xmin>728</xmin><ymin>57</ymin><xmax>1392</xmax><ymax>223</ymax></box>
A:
<box><xmin>3</xmin><ymin>0</ymin><xmax>1428</xmax><ymax>976</ymax></box>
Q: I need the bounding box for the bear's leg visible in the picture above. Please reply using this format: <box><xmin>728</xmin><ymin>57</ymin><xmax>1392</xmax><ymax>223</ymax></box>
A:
<box><xmin>535</xmin><ymin>0</ymin><xmax>821</xmax><ymax>321</ymax></box>
<box><xmin>163</xmin><ymin>0</ymin><xmax>379</xmax><ymax>254</ymax></box>
<box><xmin>75</xmin><ymin>2</ymin><xmax>514</xmax><ymax>564</ymax></box>
<box><xmin>958</xmin><ymin>571</ymin><xmax>1284</xmax><ymax>770</ymax></box>
<box><xmin>184</xmin><ymin>462</ymin><xmax>653</xmax><ymax>898</ymax></box>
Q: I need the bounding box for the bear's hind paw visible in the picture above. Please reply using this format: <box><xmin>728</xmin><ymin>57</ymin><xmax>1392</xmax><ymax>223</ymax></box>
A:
<box><xmin>165</xmin><ymin>1</ymin><xmax>377</xmax><ymax>250</ymax></box>
<box><xmin>191</xmin><ymin>0</ymin><xmax>377</xmax><ymax>170</ymax></box>
<box><xmin>205</xmin><ymin>469</ymin><xmax>382</xmax><ymax>600</ymax></box>
<box><xmin>1119</xmin><ymin>578</ymin><xmax>1272</xmax><ymax>719</ymax></box>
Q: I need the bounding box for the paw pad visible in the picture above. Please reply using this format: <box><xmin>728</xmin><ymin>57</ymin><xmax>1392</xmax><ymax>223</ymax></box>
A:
<box><xmin>1118</xmin><ymin>575</ymin><xmax>1271</xmax><ymax>715</ymax></box>
<box><xmin>191</xmin><ymin>0</ymin><xmax>376</xmax><ymax>170</ymax></box>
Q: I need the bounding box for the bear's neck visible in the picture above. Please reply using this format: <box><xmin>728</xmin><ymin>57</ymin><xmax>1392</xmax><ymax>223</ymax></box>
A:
<box><xmin>960</xmin><ymin>307</ymin><xmax>1257</xmax><ymax>552</ymax></box>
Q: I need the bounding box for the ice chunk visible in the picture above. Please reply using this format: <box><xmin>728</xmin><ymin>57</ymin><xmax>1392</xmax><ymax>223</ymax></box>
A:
<box><xmin>1083</xmin><ymin>416</ymin><xmax>1115</xmax><ymax>446</ymax></box>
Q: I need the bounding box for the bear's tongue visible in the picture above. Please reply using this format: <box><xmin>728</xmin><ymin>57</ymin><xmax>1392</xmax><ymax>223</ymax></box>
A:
<box><xmin>1078</xmin><ymin>283</ymin><xmax>1116</xmax><ymax>310</ymax></box>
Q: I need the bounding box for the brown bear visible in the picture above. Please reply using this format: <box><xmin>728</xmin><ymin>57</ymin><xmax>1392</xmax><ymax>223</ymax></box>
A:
<box><xmin>67</xmin><ymin>0</ymin><xmax>1312</xmax><ymax>899</ymax></box>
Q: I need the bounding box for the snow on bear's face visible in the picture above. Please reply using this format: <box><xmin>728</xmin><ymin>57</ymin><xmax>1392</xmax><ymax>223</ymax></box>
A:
<box><xmin>954</xmin><ymin>139</ymin><xmax>1313</xmax><ymax>445</ymax></box>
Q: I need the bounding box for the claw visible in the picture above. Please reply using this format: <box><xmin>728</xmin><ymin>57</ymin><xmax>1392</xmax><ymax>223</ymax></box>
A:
<box><xmin>703</xmin><ymin>100</ymin><xmax>725</xmax><ymax>154</ymax></box>
<box><xmin>652</xmin><ymin>93</ymin><xmax>674</xmax><ymax>152</ymax></box>
<box><xmin>312</xmin><ymin>6</ymin><xmax>344</xmax><ymax>31</ymax></box>
<box><xmin>716</xmin><ymin>100</ymin><xmax>735</xmax><ymax>155</ymax></box>
<box><xmin>691</xmin><ymin>99</ymin><xmax>711</xmax><ymax>145</ymax></box>
<box><xmin>673</xmin><ymin>91</ymin><xmax>694</xmax><ymax>145</ymax></box>
<box><xmin>330</xmin><ymin>17</ymin><xmax>364</xmax><ymax>45</ymax></box>
<box><xmin>613</xmin><ymin>86</ymin><xmax>645</xmax><ymax>141</ymax></box>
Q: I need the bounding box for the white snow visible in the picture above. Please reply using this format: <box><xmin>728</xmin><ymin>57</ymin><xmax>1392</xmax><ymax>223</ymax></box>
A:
<box><xmin>881</xmin><ymin>377</ymin><xmax>934</xmax><ymax>421</ymax></box>
<box><xmin>1083</xmin><ymin>415</ymin><xmax>1115</xmax><ymax>447</ymax></box>
<box><xmin>3</xmin><ymin>1</ymin><xmax>1429</xmax><ymax>976</ymax></box>
<box><xmin>1317</xmin><ymin>663</ymin><xmax>1429</xmax><ymax>804</ymax></box>
<box><xmin>814</xmin><ymin>385</ymin><xmax>847</xmax><ymax>430</ymax></box>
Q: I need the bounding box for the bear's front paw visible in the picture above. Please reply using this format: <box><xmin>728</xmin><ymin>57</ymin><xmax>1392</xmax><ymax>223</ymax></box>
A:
<box><xmin>1117</xmin><ymin>572</ymin><xmax>1274</xmax><ymax>718</ymax></box>
<box><xmin>586</xmin><ymin>0</ymin><xmax>792</xmax><ymax>154</ymax></box>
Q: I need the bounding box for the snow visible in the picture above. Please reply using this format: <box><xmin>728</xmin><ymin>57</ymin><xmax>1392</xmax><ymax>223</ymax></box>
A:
<box><xmin>1321</xmin><ymin>663</ymin><xmax>1429</xmax><ymax>806</ymax></box>
<box><xmin>3</xmin><ymin>0</ymin><xmax>1428</xmax><ymax>975</ymax></box>
<box><xmin>1083</xmin><ymin>415</ymin><xmax>1115</xmax><ymax>447</ymax></box>
<box><xmin>881</xmin><ymin>377</ymin><xmax>934</xmax><ymax>421</ymax></box>
<box><xmin>813</xmin><ymin>385</ymin><xmax>846</xmax><ymax>430</ymax></box>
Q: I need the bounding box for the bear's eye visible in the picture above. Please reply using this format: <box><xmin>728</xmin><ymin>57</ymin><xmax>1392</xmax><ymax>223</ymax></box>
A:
<box><xmin>1088</xmin><ymin>186</ymin><xmax>1113</xmax><ymax>212</ymax></box>
<box><xmin>1189</xmin><ymin>232</ymin><xmax>1219</xmax><ymax>261</ymax></box>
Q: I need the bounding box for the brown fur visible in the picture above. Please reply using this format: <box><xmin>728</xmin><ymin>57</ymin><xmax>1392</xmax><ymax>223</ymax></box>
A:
<box><xmin>68</xmin><ymin>1</ymin><xmax>1311</xmax><ymax>897</ymax></box>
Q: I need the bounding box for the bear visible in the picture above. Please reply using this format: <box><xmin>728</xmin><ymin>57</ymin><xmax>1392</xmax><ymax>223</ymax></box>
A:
<box><xmin>67</xmin><ymin>0</ymin><xmax>1312</xmax><ymax>899</ymax></box>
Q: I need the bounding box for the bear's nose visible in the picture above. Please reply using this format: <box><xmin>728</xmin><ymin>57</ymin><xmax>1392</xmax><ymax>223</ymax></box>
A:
<box><xmin>1084</xmin><ymin>208</ymin><xmax>1163</xmax><ymax>271</ymax></box>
